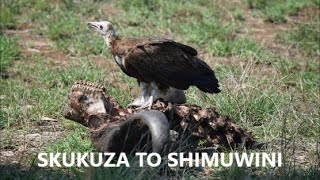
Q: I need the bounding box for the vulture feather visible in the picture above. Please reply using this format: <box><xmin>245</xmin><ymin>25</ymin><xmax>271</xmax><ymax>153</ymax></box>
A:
<box><xmin>88</xmin><ymin>21</ymin><xmax>220</xmax><ymax>108</ymax></box>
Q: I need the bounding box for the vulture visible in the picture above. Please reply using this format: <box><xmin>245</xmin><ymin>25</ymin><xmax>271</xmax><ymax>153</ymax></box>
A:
<box><xmin>87</xmin><ymin>21</ymin><xmax>220</xmax><ymax>109</ymax></box>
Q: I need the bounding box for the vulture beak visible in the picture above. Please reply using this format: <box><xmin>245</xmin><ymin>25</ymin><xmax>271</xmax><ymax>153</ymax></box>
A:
<box><xmin>87</xmin><ymin>22</ymin><xmax>99</xmax><ymax>31</ymax></box>
<box><xmin>87</xmin><ymin>21</ymin><xmax>115</xmax><ymax>39</ymax></box>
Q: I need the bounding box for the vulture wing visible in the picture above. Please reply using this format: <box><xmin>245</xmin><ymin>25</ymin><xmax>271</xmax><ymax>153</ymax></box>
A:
<box><xmin>140</xmin><ymin>37</ymin><xmax>198</xmax><ymax>56</ymax></box>
<box><xmin>123</xmin><ymin>39</ymin><xmax>220</xmax><ymax>93</ymax></box>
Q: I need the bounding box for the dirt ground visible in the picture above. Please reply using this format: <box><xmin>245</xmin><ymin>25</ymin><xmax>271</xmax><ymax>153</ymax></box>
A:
<box><xmin>1</xmin><ymin>2</ymin><xmax>319</xmax><ymax>176</ymax></box>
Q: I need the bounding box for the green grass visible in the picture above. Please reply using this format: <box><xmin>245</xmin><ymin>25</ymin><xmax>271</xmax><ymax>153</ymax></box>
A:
<box><xmin>282</xmin><ymin>22</ymin><xmax>320</xmax><ymax>57</ymax></box>
<box><xmin>0</xmin><ymin>35</ymin><xmax>20</xmax><ymax>71</ymax></box>
<box><xmin>0</xmin><ymin>6</ymin><xmax>16</xmax><ymax>30</ymax></box>
<box><xmin>247</xmin><ymin>0</ymin><xmax>319</xmax><ymax>23</ymax></box>
<box><xmin>43</xmin><ymin>10</ymin><xmax>105</xmax><ymax>56</ymax></box>
<box><xmin>0</xmin><ymin>56</ymin><xmax>109</xmax><ymax>128</ymax></box>
<box><xmin>0</xmin><ymin>1</ymin><xmax>18</xmax><ymax>30</ymax></box>
<box><xmin>0</xmin><ymin>0</ymin><xmax>319</xmax><ymax>179</ymax></box>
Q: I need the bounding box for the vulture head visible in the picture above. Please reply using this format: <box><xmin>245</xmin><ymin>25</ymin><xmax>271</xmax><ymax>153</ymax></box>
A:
<box><xmin>87</xmin><ymin>21</ymin><xmax>116</xmax><ymax>46</ymax></box>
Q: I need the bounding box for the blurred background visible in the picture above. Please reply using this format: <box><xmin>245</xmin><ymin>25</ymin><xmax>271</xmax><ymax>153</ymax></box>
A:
<box><xmin>0</xmin><ymin>0</ymin><xmax>319</xmax><ymax>179</ymax></box>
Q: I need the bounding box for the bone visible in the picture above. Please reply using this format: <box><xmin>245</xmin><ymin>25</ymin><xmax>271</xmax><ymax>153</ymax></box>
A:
<box><xmin>64</xmin><ymin>80</ymin><xmax>260</xmax><ymax>154</ymax></box>
<box><xmin>72</xmin><ymin>81</ymin><xmax>105</xmax><ymax>92</ymax></box>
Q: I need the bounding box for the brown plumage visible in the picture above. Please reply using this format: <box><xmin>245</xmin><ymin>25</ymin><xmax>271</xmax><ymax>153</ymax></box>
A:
<box><xmin>109</xmin><ymin>36</ymin><xmax>220</xmax><ymax>93</ymax></box>
<box><xmin>88</xmin><ymin>21</ymin><xmax>220</xmax><ymax>108</ymax></box>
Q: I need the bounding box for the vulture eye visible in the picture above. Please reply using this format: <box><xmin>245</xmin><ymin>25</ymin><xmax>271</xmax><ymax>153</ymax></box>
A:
<box><xmin>99</xmin><ymin>25</ymin><xmax>103</xmax><ymax>30</ymax></box>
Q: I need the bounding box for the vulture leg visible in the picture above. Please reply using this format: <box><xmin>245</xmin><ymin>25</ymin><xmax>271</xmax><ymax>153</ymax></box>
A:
<box><xmin>137</xmin><ymin>82</ymin><xmax>158</xmax><ymax>110</ymax></box>
<box><xmin>128</xmin><ymin>82</ymin><xmax>148</xmax><ymax>107</ymax></box>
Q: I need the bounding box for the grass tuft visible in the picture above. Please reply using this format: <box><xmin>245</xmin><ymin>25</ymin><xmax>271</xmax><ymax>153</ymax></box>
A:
<box><xmin>247</xmin><ymin>0</ymin><xmax>318</xmax><ymax>23</ymax></box>
<box><xmin>283</xmin><ymin>23</ymin><xmax>320</xmax><ymax>57</ymax></box>
<box><xmin>0</xmin><ymin>35</ymin><xmax>20</xmax><ymax>71</ymax></box>
<box><xmin>0</xmin><ymin>3</ymin><xmax>17</xmax><ymax>30</ymax></box>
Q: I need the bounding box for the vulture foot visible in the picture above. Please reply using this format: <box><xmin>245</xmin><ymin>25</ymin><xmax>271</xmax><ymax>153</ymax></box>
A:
<box><xmin>136</xmin><ymin>96</ymin><xmax>154</xmax><ymax>110</ymax></box>
<box><xmin>127</xmin><ymin>96</ymin><xmax>146</xmax><ymax>108</ymax></box>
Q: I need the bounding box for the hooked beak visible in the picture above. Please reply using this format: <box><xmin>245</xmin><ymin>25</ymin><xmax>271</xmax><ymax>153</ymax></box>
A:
<box><xmin>87</xmin><ymin>22</ymin><xmax>99</xmax><ymax>31</ymax></box>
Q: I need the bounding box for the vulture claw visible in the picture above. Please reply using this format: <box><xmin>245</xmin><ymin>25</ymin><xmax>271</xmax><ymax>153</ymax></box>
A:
<box><xmin>127</xmin><ymin>96</ymin><xmax>146</xmax><ymax>108</ymax></box>
<box><xmin>136</xmin><ymin>96</ymin><xmax>154</xmax><ymax>110</ymax></box>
